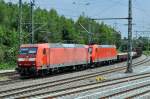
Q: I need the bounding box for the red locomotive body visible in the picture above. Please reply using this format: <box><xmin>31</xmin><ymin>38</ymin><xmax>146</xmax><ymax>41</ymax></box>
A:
<box><xmin>17</xmin><ymin>43</ymin><xmax>89</xmax><ymax>76</ymax></box>
<box><xmin>91</xmin><ymin>45</ymin><xmax>117</xmax><ymax>63</ymax></box>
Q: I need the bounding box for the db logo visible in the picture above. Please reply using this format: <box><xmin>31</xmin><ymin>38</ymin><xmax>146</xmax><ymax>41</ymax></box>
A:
<box><xmin>25</xmin><ymin>58</ymin><xmax>29</xmax><ymax>61</ymax></box>
<box><xmin>25</xmin><ymin>56</ymin><xmax>29</xmax><ymax>61</ymax></box>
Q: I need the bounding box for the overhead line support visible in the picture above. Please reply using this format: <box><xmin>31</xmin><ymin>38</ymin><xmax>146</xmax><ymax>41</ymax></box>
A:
<box><xmin>30</xmin><ymin>0</ymin><xmax>35</xmax><ymax>44</ymax></box>
<box><xmin>19</xmin><ymin>0</ymin><xmax>22</xmax><ymax>45</ymax></box>
<box><xmin>126</xmin><ymin>0</ymin><xmax>133</xmax><ymax>73</ymax></box>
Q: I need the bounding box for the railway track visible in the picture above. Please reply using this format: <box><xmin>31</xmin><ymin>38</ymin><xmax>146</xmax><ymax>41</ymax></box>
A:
<box><xmin>0</xmin><ymin>72</ymin><xmax>23</xmax><ymax>86</ymax></box>
<box><xmin>101</xmin><ymin>82</ymin><xmax>150</xmax><ymax>99</ymax></box>
<box><xmin>0</xmin><ymin>55</ymin><xmax>148</xmax><ymax>86</ymax></box>
<box><xmin>126</xmin><ymin>89</ymin><xmax>150</xmax><ymax>99</ymax></box>
<box><xmin>98</xmin><ymin>75</ymin><xmax>150</xmax><ymax>99</ymax></box>
<box><xmin>0</xmin><ymin>71</ymin><xmax>16</xmax><ymax>76</ymax></box>
<box><xmin>0</xmin><ymin>56</ymin><xmax>149</xmax><ymax>98</ymax></box>
<box><xmin>47</xmin><ymin>73</ymin><xmax>150</xmax><ymax>99</ymax></box>
<box><xmin>0</xmin><ymin>71</ymin><xmax>20</xmax><ymax>86</ymax></box>
<box><xmin>17</xmin><ymin>72</ymin><xmax>150</xmax><ymax>99</ymax></box>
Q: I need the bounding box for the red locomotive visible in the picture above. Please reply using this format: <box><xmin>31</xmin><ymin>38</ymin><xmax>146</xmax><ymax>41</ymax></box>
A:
<box><xmin>16</xmin><ymin>43</ymin><xmax>138</xmax><ymax>76</ymax></box>
<box><xmin>17</xmin><ymin>43</ymin><xmax>90</xmax><ymax>76</ymax></box>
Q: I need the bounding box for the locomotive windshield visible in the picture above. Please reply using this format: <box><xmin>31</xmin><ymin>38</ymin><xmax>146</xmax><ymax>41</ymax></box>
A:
<box><xmin>19</xmin><ymin>47</ymin><xmax>37</xmax><ymax>54</ymax></box>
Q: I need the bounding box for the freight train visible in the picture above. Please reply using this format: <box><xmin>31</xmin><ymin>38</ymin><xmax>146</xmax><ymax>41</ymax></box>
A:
<box><xmin>16</xmin><ymin>43</ymin><xmax>141</xmax><ymax>76</ymax></box>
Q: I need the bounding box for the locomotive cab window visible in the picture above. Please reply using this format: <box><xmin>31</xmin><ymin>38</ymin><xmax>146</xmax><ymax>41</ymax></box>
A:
<box><xmin>28</xmin><ymin>48</ymin><xmax>37</xmax><ymax>54</ymax></box>
<box><xmin>19</xmin><ymin>47</ymin><xmax>37</xmax><ymax>54</ymax></box>
<box><xmin>19</xmin><ymin>48</ymin><xmax>28</xmax><ymax>54</ymax></box>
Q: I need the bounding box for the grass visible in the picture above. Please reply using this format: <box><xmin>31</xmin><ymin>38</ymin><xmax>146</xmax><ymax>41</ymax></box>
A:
<box><xmin>143</xmin><ymin>51</ymin><xmax>150</xmax><ymax>56</ymax></box>
<box><xmin>0</xmin><ymin>62</ymin><xmax>16</xmax><ymax>70</ymax></box>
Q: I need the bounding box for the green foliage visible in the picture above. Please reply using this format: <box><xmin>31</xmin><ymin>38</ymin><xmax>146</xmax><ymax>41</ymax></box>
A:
<box><xmin>0</xmin><ymin>46</ymin><xmax>4</xmax><ymax>62</ymax></box>
<box><xmin>0</xmin><ymin>62</ymin><xmax>16</xmax><ymax>69</ymax></box>
<box><xmin>0</xmin><ymin>1</ymin><xmax>122</xmax><ymax>69</ymax></box>
<box><xmin>143</xmin><ymin>51</ymin><xmax>150</xmax><ymax>56</ymax></box>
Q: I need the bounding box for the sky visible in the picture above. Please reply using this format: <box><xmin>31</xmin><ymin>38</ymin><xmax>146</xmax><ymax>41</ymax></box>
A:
<box><xmin>5</xmin><ymin>0</ymin><xmax>150</xmax><ymax>38</ymax></box>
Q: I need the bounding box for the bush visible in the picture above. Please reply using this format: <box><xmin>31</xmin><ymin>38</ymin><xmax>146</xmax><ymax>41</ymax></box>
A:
<box><xmin>0</xmin><ymin>62</ymin><xmax>16</xmax><ymax>70</ymax></box>
<box><xmin>0</xmin><ymin>46</ymin><xmax>5</xmax><ymax>62</ymax></box>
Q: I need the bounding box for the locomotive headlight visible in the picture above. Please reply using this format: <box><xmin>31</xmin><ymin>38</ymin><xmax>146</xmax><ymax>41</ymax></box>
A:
<box><xmin>28</xmin><ymin>58</ymin><xmax>36</xmax><ymax>61</ymax></box>
<box><xmin>18</xmin><ymin>58</ymin><xmax>25</xmax><ymax>61</ymax></box>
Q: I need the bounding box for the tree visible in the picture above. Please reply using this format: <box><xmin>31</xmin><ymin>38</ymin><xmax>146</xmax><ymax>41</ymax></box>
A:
<box><xmin>0</xmin><ymin>1</ymin><xmax>122</xmax><ymax>68</ymax></box>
